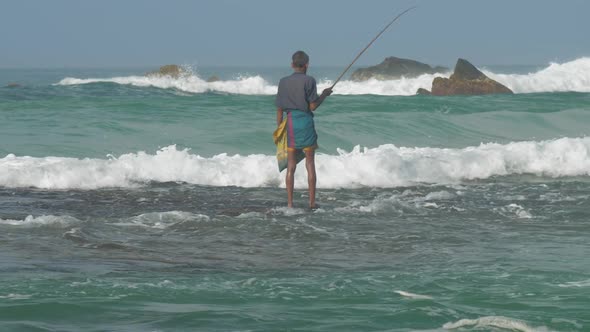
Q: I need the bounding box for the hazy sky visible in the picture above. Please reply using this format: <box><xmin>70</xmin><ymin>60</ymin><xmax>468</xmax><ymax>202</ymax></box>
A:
<box><xmin>1</xmin><ymin>0</ymin><xmax>588</xmax><ymax>68</ymax></box>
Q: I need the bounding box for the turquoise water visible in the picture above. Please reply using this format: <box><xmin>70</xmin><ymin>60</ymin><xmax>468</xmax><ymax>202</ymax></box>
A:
<box><xmin>2</xmin><ymin>82</ymin><xmax>589</xmax><ymax>158</ymax></box>
<box><xmin>1</xmin><ymin>62</ymin><xmax>590</xmax><ymax>331</ymax></box>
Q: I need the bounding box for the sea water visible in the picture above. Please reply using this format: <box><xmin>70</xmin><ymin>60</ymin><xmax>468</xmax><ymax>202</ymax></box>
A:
<box><xmin>1</xmin><ymin>58</ymin><xmax>590</xmax><ymax>331</ymax></box>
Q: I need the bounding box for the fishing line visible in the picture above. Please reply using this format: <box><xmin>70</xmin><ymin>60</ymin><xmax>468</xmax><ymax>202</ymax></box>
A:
<box><xmin>330</xmin><ymin>6</ymin><xmax>417</xmax><ymax>89</ymax></box>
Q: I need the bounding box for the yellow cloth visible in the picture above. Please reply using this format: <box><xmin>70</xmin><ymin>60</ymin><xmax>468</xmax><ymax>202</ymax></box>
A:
<box><xmin>273</xmin><ymin>119</ymin><xmax>288</xmax><ymax>172</ymax></box>
<box><xmin>273</xmin><ymin>119</ymin><xmax>304</xmax><ymax>172</ymax></box>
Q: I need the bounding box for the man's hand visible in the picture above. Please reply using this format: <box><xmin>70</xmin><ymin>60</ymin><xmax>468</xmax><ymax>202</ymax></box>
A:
<box><xmin>321</xmin><ymin>88</ymin><xmax>333</xmax><ymax>98</ymax></box>
<box><xmin>310</xmin><ymin>88</ymin><xmax>333</xmax><ymax>111</ymax></box>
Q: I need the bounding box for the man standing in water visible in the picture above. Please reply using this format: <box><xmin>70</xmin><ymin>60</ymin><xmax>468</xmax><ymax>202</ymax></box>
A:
<box><xmin>275</xmin><ymin>51</ymin><xmax>332</xmax><ymax>209</ymax></box>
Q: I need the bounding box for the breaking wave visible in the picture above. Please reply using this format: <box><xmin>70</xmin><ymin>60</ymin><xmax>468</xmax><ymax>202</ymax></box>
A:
<box><xmin>57</xmin><ymin>74</ymin><xmax>277</xmax><ymax>95</ymax></box>
<box><xmin>0</xmin><ymin>215</ymin><xmax>81</xmax><ymax>228</ymax></box>
<box><xmin>443</xmin><ymin>316</ymin><xmax>547</xmax><ymax>332</ymax></box>
<box><xmin>2</xmin><ymin>137</ymin><xmax>590</xmax><ymax>190</ymax></box>
<box><xmin>55</xmin><ymin>57</ymin><xmax>590</xmax><ymax>95</ymax></box>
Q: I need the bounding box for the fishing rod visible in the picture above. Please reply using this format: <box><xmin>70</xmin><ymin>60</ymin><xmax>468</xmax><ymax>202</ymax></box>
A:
<box><xmin>330</xmin><ymin>6</ymin><xmax>417</xmax><ymax>89</ymax></box>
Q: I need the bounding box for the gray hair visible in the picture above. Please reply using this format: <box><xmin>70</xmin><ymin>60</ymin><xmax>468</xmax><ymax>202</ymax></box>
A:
<box><xmin>292</xmin><ymin>51</ymin><xmax>309</xmax><ymax>68</ymax></box>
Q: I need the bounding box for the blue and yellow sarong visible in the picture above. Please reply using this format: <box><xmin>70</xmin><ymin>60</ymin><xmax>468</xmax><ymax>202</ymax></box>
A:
<box><xmin>273</xmin><ymin>110</ymin><xmax>317</xmax><ymax>172</ymax></box>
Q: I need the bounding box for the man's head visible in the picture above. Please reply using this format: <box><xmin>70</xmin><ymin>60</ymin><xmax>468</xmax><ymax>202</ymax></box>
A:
<box><xmin>291</xmin><ymin>50</ymin><xmax>309</xmax><ymax>71</ymax></box>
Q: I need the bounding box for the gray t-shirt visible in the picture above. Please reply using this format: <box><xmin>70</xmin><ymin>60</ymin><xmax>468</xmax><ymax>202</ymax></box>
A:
<box><xmin>275</xmin><ymin>72</ymin><xmax>319</xmax><ymax>112</ymax></box>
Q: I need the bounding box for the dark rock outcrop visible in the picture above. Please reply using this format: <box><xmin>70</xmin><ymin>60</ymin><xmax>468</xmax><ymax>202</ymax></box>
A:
<box><xmin>416</xmin><ymin>88</ymin><xmax>431</xmax><ymax>95</ymax></box>
<box><xmin>146</xmin><ymin>64</ymin><xmax>186</xmax><ymax>78</ymax></box>
<box><xmin>431</xmin><ymin>59</ymin><xmax>513</xmax><ymax>96</ymax></box>
<box><xmin>206</xmin><ymin>75</ymin><xmax>220</xmax><ymax>82</ymax></box>
<box><xmin>351</xmin><ymin>56</ymin><xmax>447</xmax><ymax>81</ymax></box>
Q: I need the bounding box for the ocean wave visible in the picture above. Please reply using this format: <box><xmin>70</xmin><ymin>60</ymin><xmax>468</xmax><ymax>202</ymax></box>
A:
<box><xmin>443</xmin><ymin>316</ymin><xmax>546</xmax><ymax>332</ymax></box>
<box><xmin>55</xmin><ymin>58</ymin><xmax>590</xmax><ymax>95</ymax></box>
<box><xmin>394</xmin><ymin>290</ymin><xmax>433</xmax><ymax>300</ymax></box>
<box><xmin>114</xmin><ymin>211</ymin><xmax>211</xmax><ymax>229</ymax></box>
<box><xmin>57</xmin><ymin>74</ymin><xmax>277</xmax><ymax>95</ymax></box>
<box><xmin>486</xmin><ymin>57</ymin><xmax>590</xmax><ymax>93</ymax></box>
<box><xmin>322</xmin><ymin>72</ymin><xmax>447</xmax><ymax>96</ymax></box>
<box><xmin>2</xmin><ymin>137</ymin><xmax>590</xmax><ymax>190</ymax></box>
<box><xmin>0</xmin><ymin>215</ymin><xmax>81</xmax><ymax>228</ymax></box>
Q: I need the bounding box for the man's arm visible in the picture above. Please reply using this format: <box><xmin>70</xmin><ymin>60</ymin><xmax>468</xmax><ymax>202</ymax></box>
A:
<box><xmin>309</xmin><ymin>88</ymin><xmax>333</xmax><ymax>111</ymax></box>
<box><xmin>276</xmin><ymin>107</ymin><xmax>284</xmax><ymax>126</ymax></box>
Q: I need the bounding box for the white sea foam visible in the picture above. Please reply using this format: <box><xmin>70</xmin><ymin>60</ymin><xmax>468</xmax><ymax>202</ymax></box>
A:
<box><xmin>235</xmin><ymin>211</ymin><xmax>266</xmax><ymax>219</ymax></box>
<box><xmin>500</xmin><ymin>203</ymin><xmax>533</xmax><ymax>219</ymax></box>
<box><xmin>395</xmin><ymin>290</ymin><xmax>433</xmax><ymax>300</ymax></box>
<box><xmin>424</xmin><ymin>191</ymin><xmax>455</xmax><ymax>201</ymax></box>
<box><xmin>0</xmin><ymin>294</ymin><xmax>32</xmax><ymax>300</ymax></box>
<box><xmin>57</xmin><ymin>74</ymin><xmax>277</xmax><ymax>95</ymax></box>
<box><xmin>443</xmin><ymin>316</ymin><xmax>548</xmax><ymax>332</ymax></box>
<box><xmin>558</xmin><ymin>279</ymin><xmax>590</xmax><ymax>288</ymax></box>
<box><xmin>2</xmin><ymin>137</ymin><xmax>590</xmax><ymax>190</ymax></box>
<box><xmin>55</xmin><ymin>57</ymin><xmax>590</xmax><ymax>95</ymax></box>
<box><xmin>270</xmin><ymin>206</ymin><xmax>309</xmax><ymax>216</ymax></box>
<box><xmin>0</xmin><ymin>215</ymin><xmax>81</xmax><ymax>227</ymax></box>
<box><xmin>320</xmin><ymin>72</ymin><xmax>447</xmax><ymax>96</ymax></box>
<box><xmin>344</xmin><ymin>190</ymin><xmax>454</xmax><ymax>215</ymax></box>
<box><xmin>354</xmin><ymin>194</ymin><xmax>413</xmax><ymax>215</ymax></box>
<box><xmin>486</xmin><ymin>57</ymin><xmax>590</xmax><ymax>93</ymax></box>
<box><xmin>116</xmin><ymin>211</ymin><xmax>210</xmax><ymax>229</ymax></box>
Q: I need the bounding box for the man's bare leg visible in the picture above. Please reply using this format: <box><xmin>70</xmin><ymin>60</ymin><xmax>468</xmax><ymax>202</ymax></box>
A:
<box><xmin>304</xmin><ymin>149</ymin><xmax>317</xmax><ymax>209</ymax></box>
<box><xmin>286</xmin><ymin>150</ymin><xmax>297</xmax><ymax>208</ymax></box>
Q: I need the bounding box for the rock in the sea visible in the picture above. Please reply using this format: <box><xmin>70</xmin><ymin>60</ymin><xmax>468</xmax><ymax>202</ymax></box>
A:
<box><xmin>206</xmin><ymin>75</ymin><xmax>220</xmax><ymax>83</ymax></box>
<box><xmin>351</xmin><ymin>56</ymin><xmax>447</xmax><ymax>81</ymax></box>
<box><xmin>416</xmin><ymin>88</ymin><xmax>431</xmax><ymax>95</ymax></box>
<box><xmin>431</xmin><ymin>59</ymin><xmax>513</xmax><ymax>96</ymax></box>
<box><xmin>146</xmin><ymin>64</ymin><xmax>186</xmax><ymax>78</ymax></box>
